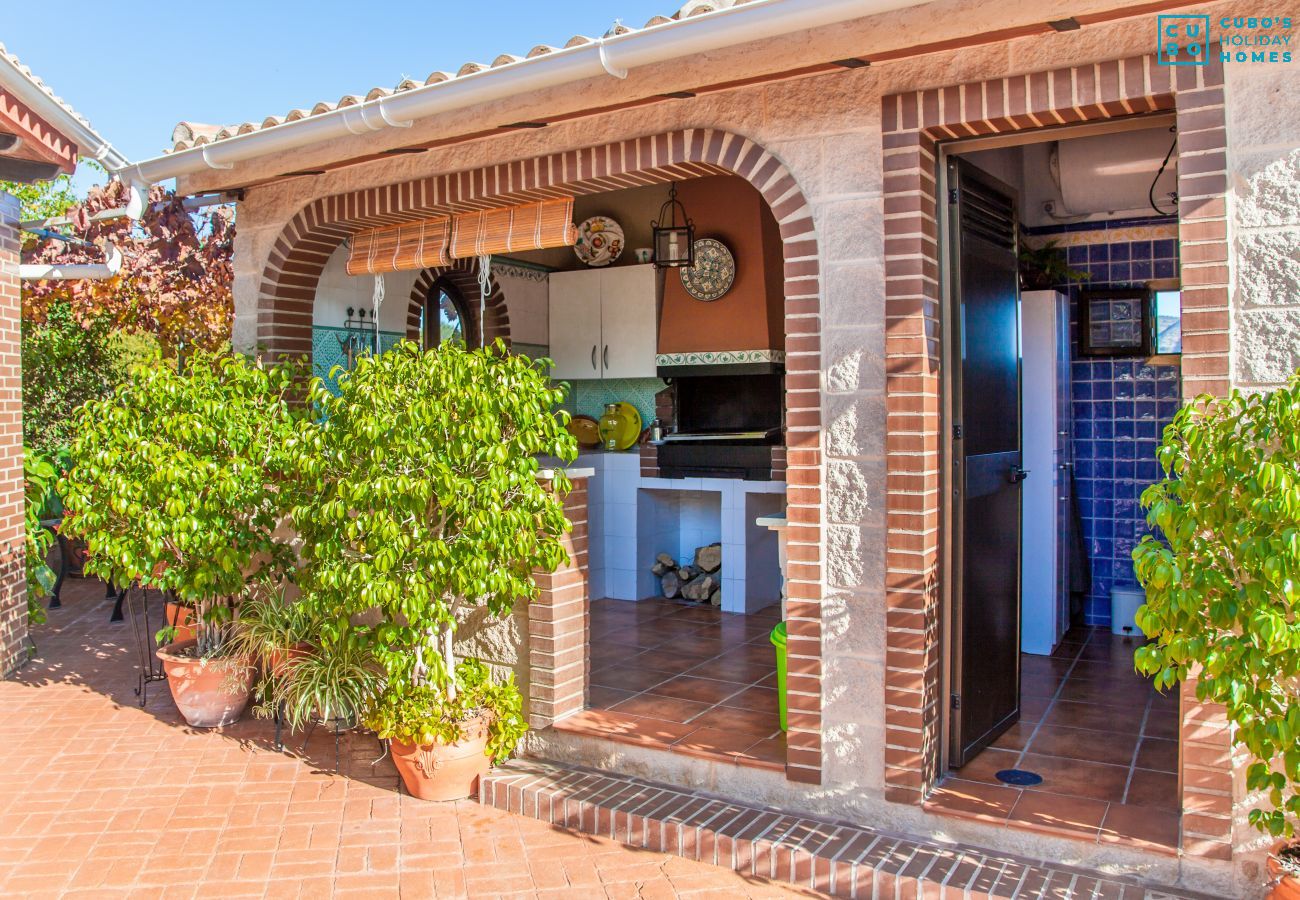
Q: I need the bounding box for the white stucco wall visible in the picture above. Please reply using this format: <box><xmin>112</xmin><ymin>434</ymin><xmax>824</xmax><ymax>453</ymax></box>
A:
<box><xmin>312</xmin><ymin>246</ymin><xmax>417</xmax><ymax>334</ymax></box>
<box><xmin>211</xmin><ymin>2</ymin><xmax>1300</xmax><ymax>894</ymax></box>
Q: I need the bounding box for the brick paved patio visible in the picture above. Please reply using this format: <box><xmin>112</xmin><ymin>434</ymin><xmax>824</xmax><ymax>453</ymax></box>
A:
<box><xmin>0</xmin><ymin>578</ymin><xmax>815</xmax><ymax>898</ymax></box>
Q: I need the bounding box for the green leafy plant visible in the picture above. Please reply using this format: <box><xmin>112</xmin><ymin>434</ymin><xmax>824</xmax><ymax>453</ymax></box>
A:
<box><xmin>229</xmin><ymin>586</ymin><xmax>320</xmax><ymax>665</ymax></box>
<box><xmin>271</xmin><ymin>641</ymin><xmax>383</xmax><ymax>732</ymax></box>
<box><xmin>1133</xmin><ymin>373</ymin><xmax>1300</xmax><ymax>836</ymax></box>
<box><xmin>23</xmin><ymin>450</ymin><xmax>58</xmax><ymax>630</ymax></box>
<box><xmin>1019</xmin><ymin>239</ymin><xmax>1090</xmax><ymax>290</ymax></box>
<box><xmin>365</xmin><ymin>659</ymin><xmax>527</xmax><ymax>763</ymax></box>
<box><xmin>21</xmin><ymin>301</ymin><xmax>143</xmax><ymax>460</ymax></box>
<box><xmin>59</xmin><ymin>348</ymin><xmax>304</xmax><ymax>656</ymax></box>
<box><xmin>289</xmin><ymin>339</ymin><xmax>576</xmax><ymax>758</ymax></box>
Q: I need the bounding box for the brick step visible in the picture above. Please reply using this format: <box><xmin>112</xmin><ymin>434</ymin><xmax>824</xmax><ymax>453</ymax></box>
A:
<box><xmin>480</xmin><ymin>759</ymin><xmax>1212</xmax><ymax>899</ymax></box>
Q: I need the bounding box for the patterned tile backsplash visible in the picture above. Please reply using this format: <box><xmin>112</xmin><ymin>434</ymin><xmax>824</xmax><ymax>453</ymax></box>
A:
<box><xmin>567</xmin><ymin>377</ymin><xmax>667</xmax><ymax>430</ymax></box>
<box><xmin>312</xmin><ymin>327</ymin><xmax>405</xmax><ymax>394</ymax></box>
<box><xmin>1028</xmin><ymin>216</ymin><xmax>1182</xmax><ymax>627</ymax></box>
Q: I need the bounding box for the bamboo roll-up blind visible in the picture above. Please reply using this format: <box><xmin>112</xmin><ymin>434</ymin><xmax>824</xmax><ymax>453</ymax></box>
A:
<box><xmin>345</xmin><ymin>216</ymin><xmax>452</xmax><ymax>275</ymax></box>
<box><xmin>449</xmin><ymin>197</ymin><xmax>576</xmax><ymax>259</ymax></box>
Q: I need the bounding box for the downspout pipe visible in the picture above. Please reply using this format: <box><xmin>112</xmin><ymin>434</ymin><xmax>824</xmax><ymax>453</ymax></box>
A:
<box><xmin>20</xmin><ymin>244</ymin><xmax>123</xmax><ymax>281</ymax></box>
<box><xmin>118</xmin><ymin>0</ymin><xmax>926</xmax><ymax>217</ymax></box>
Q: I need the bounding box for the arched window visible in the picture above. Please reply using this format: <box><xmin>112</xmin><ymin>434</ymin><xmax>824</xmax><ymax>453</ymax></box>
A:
<box><xmin>423</xmin><ymin>278</ymin><xmax>471</xmax><ymax>350</ymax></box>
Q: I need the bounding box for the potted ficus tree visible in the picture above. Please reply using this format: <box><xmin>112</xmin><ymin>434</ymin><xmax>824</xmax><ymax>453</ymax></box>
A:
<box><xmin>60</xmin><ymin>348</ymin><xmax>302</xmax><ymax>727</ymax></box>
<box><xmin>1133</xmin><ymin>372</ymin><xmax>1300</xmax><ymax>898</ymax></box>
<box><xmin>288</xmin><ymin>339</ymin><xmax>575</xmax><ymax>800</ymax></box>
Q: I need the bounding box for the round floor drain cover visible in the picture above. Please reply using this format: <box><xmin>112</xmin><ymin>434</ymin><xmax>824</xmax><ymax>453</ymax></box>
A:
<box><xmin>995</xmin><ymin>769</ymin><xmax>1043</xmax><ymax>786</ymax></box>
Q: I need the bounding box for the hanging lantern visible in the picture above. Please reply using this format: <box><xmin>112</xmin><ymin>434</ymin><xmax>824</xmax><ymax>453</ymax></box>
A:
<box><xmin>651</xmin><ymin>183</ymin><xmax>695</xmax><ymax>268</ymax></box>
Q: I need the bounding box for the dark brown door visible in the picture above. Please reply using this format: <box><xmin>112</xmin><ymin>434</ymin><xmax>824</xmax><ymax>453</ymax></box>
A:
<box><xmin>947</xmin><ymin>157</ymin><xmax>1024</xmax><ymax>768</ymax></box>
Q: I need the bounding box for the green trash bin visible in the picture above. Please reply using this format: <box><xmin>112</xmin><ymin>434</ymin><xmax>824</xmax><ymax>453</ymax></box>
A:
<box><xmin>770</xmin><ymin>621</ymin><xmax>788</xmax><ymax>732</ymax></box>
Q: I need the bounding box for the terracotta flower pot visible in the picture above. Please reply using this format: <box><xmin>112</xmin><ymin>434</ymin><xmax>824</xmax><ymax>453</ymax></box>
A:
<box><xmin>164</xmin><ymin>602</ymin><xmax>197</xmax><ymax>644</ymax></box>
<box><xmin>156</xmin><ymin>640</ymin><xmax>254</xmax><ymax>728</ymax></box>
<box><xmin>1270</xmin><ymin>841</ymin><xmax>1300</xmax><ymax>900</ymax></box>
<box><xmin>265</xmin><ymin>643</ymin><xmax>310</xmax><ymax>678</ymax></box>
<box><xmin>390</xmin><ymin>716</ymin><xmax>491</xmax><ymax>801</ymax></box>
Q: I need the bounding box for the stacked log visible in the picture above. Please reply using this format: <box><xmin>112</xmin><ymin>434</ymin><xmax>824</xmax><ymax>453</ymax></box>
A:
<box><xmin>652</xmin><ymin>543</ymin><xmax>722</xmax><ymax>606</ymax></box>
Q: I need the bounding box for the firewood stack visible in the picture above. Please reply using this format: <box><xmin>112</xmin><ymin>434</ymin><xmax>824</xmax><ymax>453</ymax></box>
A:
<box><xmin>652</xmin><ymin>543</ymin><xmax>722</xmax><ymax>606</ymax></box>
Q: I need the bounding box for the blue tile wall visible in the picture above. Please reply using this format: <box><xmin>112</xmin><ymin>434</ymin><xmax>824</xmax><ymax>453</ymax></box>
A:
<box><xmin>1028</xmin><ymin>217</ymin><xmax>1181</xmax><ymax>626</ymax></box>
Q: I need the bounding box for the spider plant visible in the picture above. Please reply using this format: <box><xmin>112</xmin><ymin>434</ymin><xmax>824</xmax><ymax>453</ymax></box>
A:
<box><xmin>272</xmin><ymin>641</ymin><xmax>384</xmax><ymax>732</ymax></box>
<box><xmin>229</xmin><ymin>586</ymin><xmax>320</xmax><ymax>668</ymax></box>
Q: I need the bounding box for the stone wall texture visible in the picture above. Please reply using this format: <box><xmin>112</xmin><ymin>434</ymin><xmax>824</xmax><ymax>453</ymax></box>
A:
<box><xmin>1225</xmin><ymin>50</ymin><xmax>1300</xmax><ymax>388</ymax></box>
<box><xmin>217</xmin><ymin>1</ymin><xmax>1300</xmax><ymax>894</ymax></box>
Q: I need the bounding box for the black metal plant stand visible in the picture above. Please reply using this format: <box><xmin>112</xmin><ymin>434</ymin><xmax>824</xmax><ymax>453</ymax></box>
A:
<box><xmin>124</xmin><ymin>584</ymin><xmax>167</xmax><ymax>706</ymax></box>
<box><xmin>39</xmin><ymin>520</ymin><xmax>70</xmax><ymax>610</ymax></box>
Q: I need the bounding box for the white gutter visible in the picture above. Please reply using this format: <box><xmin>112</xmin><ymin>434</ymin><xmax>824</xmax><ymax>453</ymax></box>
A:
<box><xmin>20</xmin><ymin>244</ymin><xmax>123</xmax><ymax>281</ymax></box>
<box><xmin>117</xmin><ymin>0</ymin><xmax>928</xmax><ymax>217</ymax></box>
<box><xmin>0</xmin><ymin>52</ymin><xmax>130</xmax><ymax>174</ymax></box>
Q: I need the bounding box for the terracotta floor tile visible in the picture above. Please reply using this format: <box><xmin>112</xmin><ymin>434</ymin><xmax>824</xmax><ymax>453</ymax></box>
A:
<box><xmin>632</xmin><ymin>646</ymin><xmax>720</xmax><ymax>671</ymax></box>
<box><xmin>953</xmin><ymin>748</ymin><xmax>1023</xmax><ymax>785</ymax></box>
<box><xmin>1144</xmin><ymin>709</ymin><xmax>1181</xmax><ymax>740</ymax></box>
<box><xmin>589</xmin><ymin>666</ymin><xmax>675</xmax><ymax>693</ymax></box>
<box><xmin>1100</xmin><ymin>802</ymin><xmax>1180</xmax><ymax>850</ymax></box>
<box><xmin>1135</xmin><ymin>737</ymin><xmax>1178</xmax><ymax>773</ymax></box>
<box><xmin>1007</xmin><ymin>790</ymin><xmax>1108</xmax><ymax>839</ymax></box>
<box><xmin>1042</xmin><ymin>699</ymin><xmax>1145</xmax><ymax>734</ymax></box>
<box><xmin>3</xmin><ymin>581</ymin><xmax>778</xmax><ymax>900</ymax></box>
<box><xmin>682</xmin><ymin>656</ymin><xmax>773</xmax><ymax>683</ymax></box>
<box><xmin>735</xmin><ymin>736</ymin><xmax>786</xmax><ymax>768</ymax></box>
<box><xmin>1125</xmin><ymin>768</ymin><xmax>1179</xmax><ymax>810</ymax></box>
<box><xmin>672</xmin><ymin>727</ymin><xmax>768</xmax><ymax>756</ymax></box>
<box><xmin>1018</xmin><ymin>754</ymin><xmax>1131</xmax><ymax>804</ymax></box>
<box><xmin>989</xmin><ymin>721</ymin><xmax>1034</xmax><ymax>752</ymax></box>
<box><xmin>648</xmin><ymin>675</ymin><xmax>747</xmax><ymax>705</ymax></box>
<box><xmin>721</xmin><ymin>685</ymin><xmax>780</xmax><ymax>714</ymax></box>
<box><xmin>588</xmin><ymin>685</ymin><xmax>636</xmax><ymax>710</ymax></box>
<box><xmin>684</xmin><ymin>703</ymin><xmax>779</xmax><ymax>736</ymax></box>
<box><xmin>926</xmin><ymin>778</ymin><xmax>1019</xmax><ymax>823</ymax></box>
<box><xmin>1025</xmin><ymin>724</ymin><xmax>1139</xmax><ymax>767</ymax></box>
<box><xmin>611</xmin><ymin>693</ymin><xmax>713</xmax><ymax>724</ymax></box>
<box><xmin>1020</xmin><ymin>694</ymin><xmax>1052</xmax><ymax>722</ymax></box>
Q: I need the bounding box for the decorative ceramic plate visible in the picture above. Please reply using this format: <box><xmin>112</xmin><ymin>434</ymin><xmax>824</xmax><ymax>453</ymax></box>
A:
<box><xmin>573</xmin><ymin>216</ymin><xmax>625</xmax><ymax>267</ymax></box>
<box><xmin>611</xmin><ymin>402</ymin><xmax>642</xmax><ymax>451</ymax></box>
<box><xmin>680</xmin><ymin>238</ymin><xmax>735</xmax><ymax>302</ymax></box>
<box><xmin>566</xmin><ymin>414</ymin><xmax>602</xmax><ymax>449</ymax></box>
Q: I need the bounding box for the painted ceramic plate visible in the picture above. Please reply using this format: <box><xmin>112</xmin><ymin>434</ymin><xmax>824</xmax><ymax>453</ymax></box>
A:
<box><xmin>608</xmin><ymin>402</ymin><xmax>642</xmax><ymax>451</ymax></box>
<box><xmin>573</xmin><ymin>216</ymin><xmax>625</xmax><ymax>267</ymax></box>
<box><xmin>680</xmin><ymin>238</ymin><xmax>735</xmax><ymax>302</ymax></box>
<box><xmin>566</xmin><ymin>414</ymin><xmax>602</xmax><ymax>449</ymax></box>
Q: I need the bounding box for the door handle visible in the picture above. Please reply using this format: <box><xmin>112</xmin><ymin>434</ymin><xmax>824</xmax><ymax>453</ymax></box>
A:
<box><xmin>1008</xmin><ymin>465</ymin><xmax>1030</xmax><ymax>483</ymax></box>
<box><xmin>603</xmin><ymin>345</ymin><xmax>609</xmax><ymax>370</ymax></box>
<box><xmin>591</xmin><ymin>345</ymin><xmax>598</xmax><ymax>371</ymax></box>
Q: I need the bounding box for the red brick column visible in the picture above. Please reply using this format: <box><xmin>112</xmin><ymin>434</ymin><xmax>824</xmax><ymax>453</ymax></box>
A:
<box><xmin>527</xmin><ymin>476</ymin><xmax>589</xmax><ymax>729</ymax></box>
<box><xmin>0</xmin><ymin>192</ymin><xmax>27</xmax><ymax>677</ymax></box>
<box><xmin>880</xmin><ymin>54</ymin><xmax>1235</xmax><ymax>831</ymax></box>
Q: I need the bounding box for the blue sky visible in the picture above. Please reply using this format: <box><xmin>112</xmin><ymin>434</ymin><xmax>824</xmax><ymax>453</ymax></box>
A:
<box><xmin>10</xmin><ymin>0</ymin><xmax>671</xmax><ymax>186</ymax></box>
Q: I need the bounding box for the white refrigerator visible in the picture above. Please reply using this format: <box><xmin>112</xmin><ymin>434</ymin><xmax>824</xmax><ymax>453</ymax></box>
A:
<box><xmin>1020</xmin><ymin>290</ymin><xmax>1073</xmax><ymax>656</ymax></box>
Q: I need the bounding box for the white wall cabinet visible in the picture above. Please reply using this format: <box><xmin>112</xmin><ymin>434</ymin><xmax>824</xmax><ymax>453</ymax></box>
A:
<box><xmin>548</xmin><ymin>265</ymin><xmax>656</xmax><ymax>379</ymax></box>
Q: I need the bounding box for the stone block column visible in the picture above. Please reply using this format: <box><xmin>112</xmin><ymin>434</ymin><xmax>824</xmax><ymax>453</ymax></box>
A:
<box><xmin>527</xmin><ymin>476</ymin><xmax>589</xmax><ymax>729</ymax></box>
<box><xmin>0</xmin><ymin>192</ymin><xmax>28</xmax><ymax>677</ymax></box>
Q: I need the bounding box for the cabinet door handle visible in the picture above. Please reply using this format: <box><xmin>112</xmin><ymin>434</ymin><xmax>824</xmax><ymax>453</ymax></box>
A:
<box><xmin>603</xmin><ymin>345</ymin><xmax>609</xmax><ymax>370</ymax></box>
<box><xmin>591</xmin><ymin>345</ymin><xmax>598</xmax><ymax>371</ymax></box>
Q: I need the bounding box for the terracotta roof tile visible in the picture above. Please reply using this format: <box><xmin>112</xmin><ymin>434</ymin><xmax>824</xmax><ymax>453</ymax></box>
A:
<box><xmin>0</xmin><ymin>41</ymin><xmax>115</xmax><ymax>150</ymax></box>
<box><xmin>168</xmin><ymin>0</ymin><xmax>744</xmax><ymax>152</ymax></box>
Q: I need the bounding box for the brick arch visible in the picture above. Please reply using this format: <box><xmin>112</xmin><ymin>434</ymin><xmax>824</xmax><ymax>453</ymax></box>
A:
<box><xmin>257</xmin><ymin>128</ymin><xmax>826</xmax><ymax>784</ymax></box>
<box><xmin>407</xmin><ymin>257</ymin><xmax>511</xmax><ymax>348</ymax></box>
<box><xmin>880</xmin><ymin>53</ymin><xmax>1232</xmax><ymax>857</ymax></box>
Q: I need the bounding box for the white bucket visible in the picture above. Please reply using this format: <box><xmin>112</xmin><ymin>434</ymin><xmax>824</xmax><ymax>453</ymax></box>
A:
<box><xmin>1111</xmin><ymin>586</ymin><xmax>1146</xmax><ymax>638</ymax></box>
